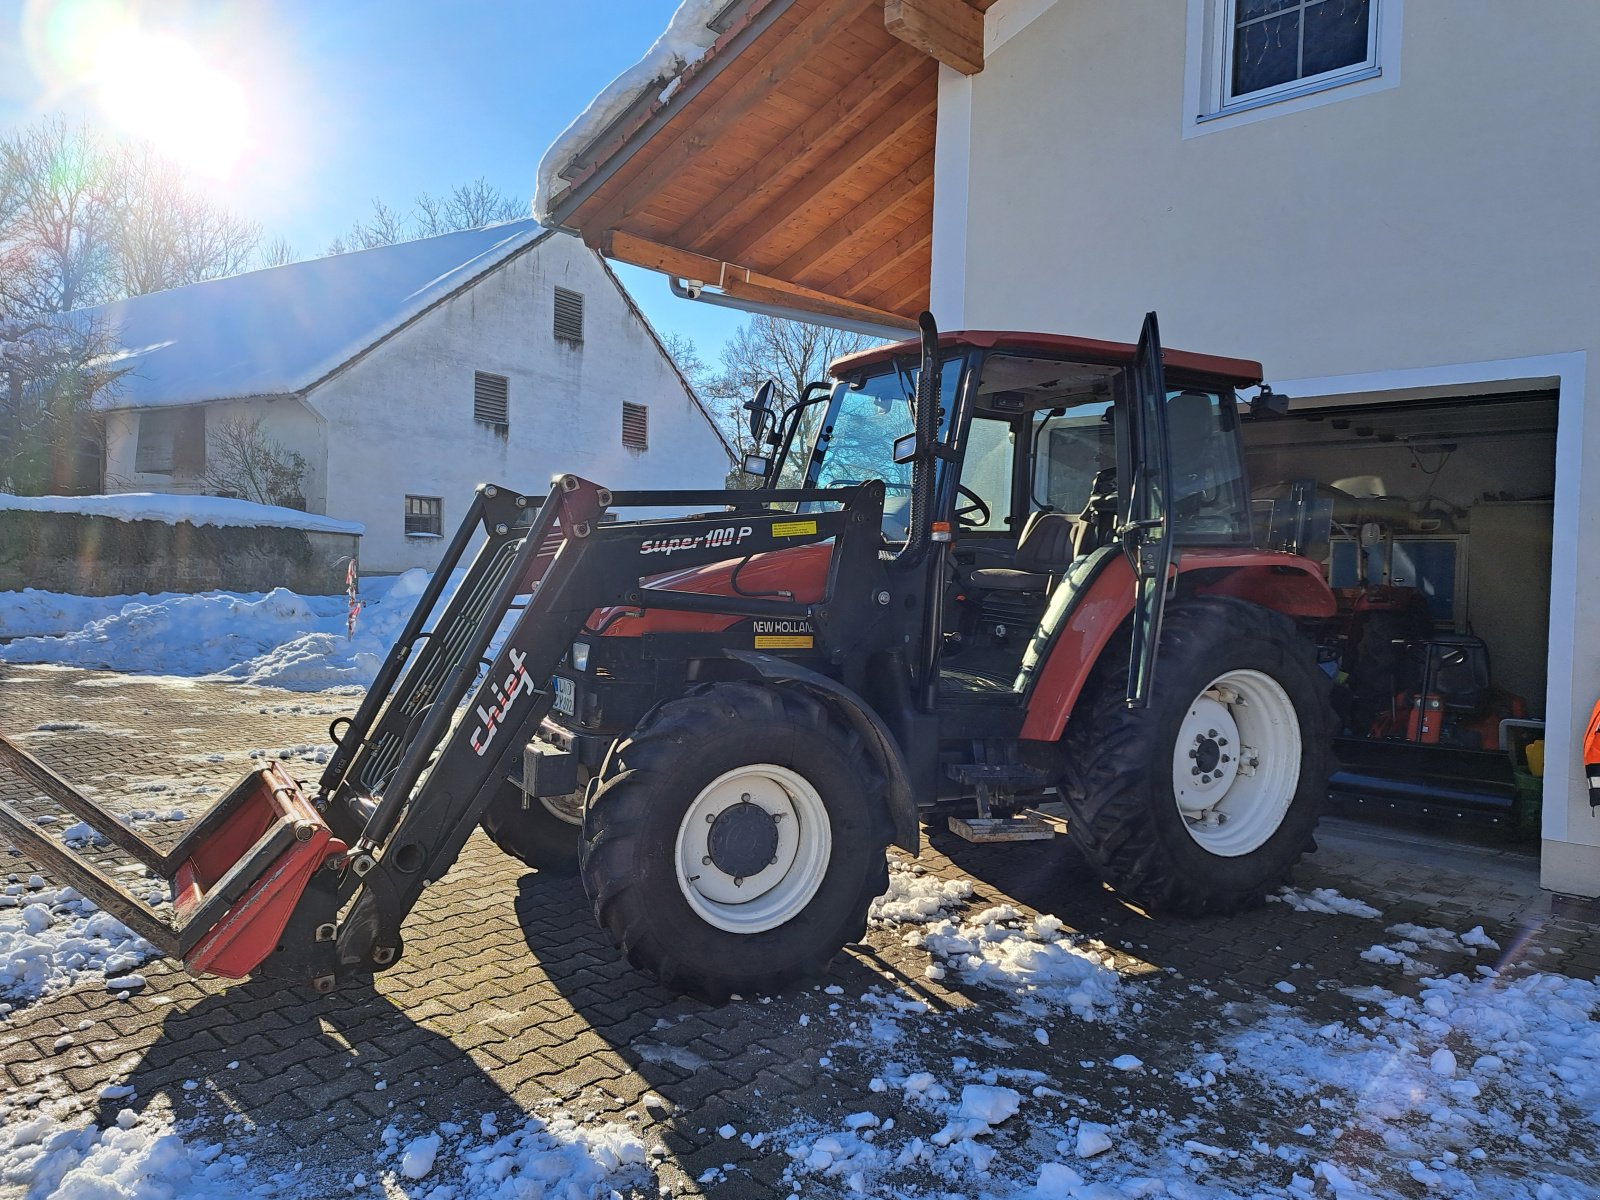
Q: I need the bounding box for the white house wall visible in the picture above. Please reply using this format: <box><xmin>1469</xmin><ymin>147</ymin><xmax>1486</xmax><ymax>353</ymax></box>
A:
<box><xmin>315</xmin><ymin>233</ymin><xmax>727</xmax><ymax>573</ymax></box>
<box><xmin>955</xmin><ymin>0</ymin><xmax>1600</xmax><ymax>893</ymax></box>
<box><xmin>104</xmin><ymin>397</ymin><xmax>328</xmax><ymax>511</ymax></box>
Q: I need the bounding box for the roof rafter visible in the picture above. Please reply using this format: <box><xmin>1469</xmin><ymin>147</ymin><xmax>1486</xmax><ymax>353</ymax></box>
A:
<box><xmin>883</xmin><ymin>0</ymin><xmax>985</xmax><ymax>75</ymax></box>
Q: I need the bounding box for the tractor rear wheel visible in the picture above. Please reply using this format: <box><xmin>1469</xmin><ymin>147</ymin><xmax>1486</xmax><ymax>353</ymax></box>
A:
<box><xmin>580</xmin><ymin>681</ymin><xmax>890</xmax><ymax>1002</ymax></box>
<box><xmin>479</xmin><ymin>780</ymin><xmax>582</xmax><ymax>874</ymax></box>
<box><xmin>1060</xmin><ymin>598</ymin><xmax>1331</xmax><ymax>915</ymax></box>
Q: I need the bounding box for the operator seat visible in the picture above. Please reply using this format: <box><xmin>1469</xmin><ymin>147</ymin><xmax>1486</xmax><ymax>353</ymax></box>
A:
<box><xmin>968</xmin><ymin>511</ymin><xmax>1080</xmax><ymax>592</ymax></box>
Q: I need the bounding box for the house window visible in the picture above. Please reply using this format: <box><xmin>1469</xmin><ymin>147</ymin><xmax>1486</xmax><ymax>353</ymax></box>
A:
<box><xmin>1228</xmin><ymin>0</ymin><xmax>1373</xmax><ymax>103</ymax></box>
<box><xmin>405</xmin><ymin>495</ymin><xmax>442</xmax><ymax>537</ymax></box>
<box><xmin>553</xmin><ymin>287</ymin><xmax>584</xmax><ymax>346</ymax></box>
<box><xmin>621</xmin><ymin>402</ymin><xmax>648</xmax><ymax>451</ymax></box>
<box><xmin>1186</xmin><ymin>0</ymin><xmax>1397</xmax><ymax>134</ymax></box>
<box><xmin>134</xmin><ymin>408</ymin><xmax>205</xmax><ymax>476</ymax></box>
<box><xmin>473</xmin><ymin>371</ymin><xmax>509</xmax><ymax>431</ymax></box>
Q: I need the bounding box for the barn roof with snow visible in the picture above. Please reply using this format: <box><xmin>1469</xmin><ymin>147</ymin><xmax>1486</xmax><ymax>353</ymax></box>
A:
<box><xmin>81</xmin><ymin>219</ymin><xmax>551</xmax><ymax>411</ymax></box>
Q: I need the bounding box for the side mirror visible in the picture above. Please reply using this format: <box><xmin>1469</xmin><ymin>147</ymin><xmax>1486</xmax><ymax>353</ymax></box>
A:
<box><xmin>742</xmin><ymin>453</ymin><xmax>771</xmax><ymax>478</ymax></box>
<box><xmin>892</xmin><ymin>431</ymin><xmax>918</xmax><ymax>465</ymax></box>
<box><xmin>744</xmin><ymin>380</ymin><xmax>777</xmax><ymax>446</ymax></box>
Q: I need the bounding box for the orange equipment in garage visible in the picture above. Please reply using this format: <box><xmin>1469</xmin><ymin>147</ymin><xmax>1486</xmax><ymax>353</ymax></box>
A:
<box><xmin>1584</xmin><ymin>698</ymin><xmax>1600</xmax><ymax>807</ymax></box>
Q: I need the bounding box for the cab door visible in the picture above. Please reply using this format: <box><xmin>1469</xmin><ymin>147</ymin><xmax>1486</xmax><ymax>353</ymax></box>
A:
<box><xmin>1121</xmin><ymin>312</ymin><xmax>1175</xmax><ymax>708</ymax></box>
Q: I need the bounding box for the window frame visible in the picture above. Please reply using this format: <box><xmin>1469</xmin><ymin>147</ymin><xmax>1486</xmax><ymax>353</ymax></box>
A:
<box><xmin>1222</xmin><ymin>0</ymin><xmax>1378</xmax><ymax>112</ymax></box>
<box><xmin>1184</xmin><ymin>0</ymin><xmax>1401</xmax><ymax>136</ymax></box>
<box><xmin>404</xmin><ymin>494</ymin><xmax>443</xmax><ymax>538</ymax></box>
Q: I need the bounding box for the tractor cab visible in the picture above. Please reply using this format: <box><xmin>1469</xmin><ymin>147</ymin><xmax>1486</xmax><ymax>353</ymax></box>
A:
<box><xmin>759</xmin><ymin>329</ymin><xmax>1269</xmax><ymax>702</ymax></box>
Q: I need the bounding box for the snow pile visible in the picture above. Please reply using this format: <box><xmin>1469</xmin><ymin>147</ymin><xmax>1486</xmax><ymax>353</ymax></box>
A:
<box><xmin>1268</xmin><ymin>885</ymin><xmax>1384</xmax><ymax>919</ymax></box>
<box><xmin>913</xmin><ymin>906</ymin><xmax>1124</xmax><ymax>1015</ymax></box>
<box><xmin>378</xmin><ymin>1111</ymin><xmax>651</xmax><ymax>1195</ymax></box>
<box><xmin>0</xmin><ymin>878</ymin><xmax>157</xmax><ymax>1007</ymax></box>
<box><xmin>869</xmin><ymin>857</ymin><xmax>974</xmax><ymax>925</ymax></box>
<box><xmin>1220</xmin><ymin>962</ymin><xmax>1600</xmax><ymax>1195</ymax></box>
<box><xmin>0</xmin><ymin>589</ymin><xmax>185</xmax><ymax>640</ymax></box>
<box><xmin>0</xmin><ymin>1105</ymin><xmax>257</xmax><ymax>1199</ymax></box>
<box><xmin>0</xmin><ymin>569</ymin><xmax>463</xmax><ymax>692</ymax></box>
<box><xmin>534</xmin><ymin>0</ymin><xmax>723</xmax><ymax>221</ymax></box>
<box><xmin>0</xmin><ymin>491</ymin><xmax>362</xmax><ymax>534</ymax></box>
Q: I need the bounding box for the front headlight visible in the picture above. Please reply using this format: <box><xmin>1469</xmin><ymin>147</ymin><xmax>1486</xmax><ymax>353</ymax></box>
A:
<box><xmin>570</xmin><ymin>641</ymin><xmax>591</xmax><ymax>672</ymax></box>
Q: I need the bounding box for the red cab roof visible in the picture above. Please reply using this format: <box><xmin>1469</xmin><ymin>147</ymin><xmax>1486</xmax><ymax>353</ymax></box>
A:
<box><xmin>831</xmin><ymin>330</ymin><xmax>1263</xmax><ymax>387</ymax></box>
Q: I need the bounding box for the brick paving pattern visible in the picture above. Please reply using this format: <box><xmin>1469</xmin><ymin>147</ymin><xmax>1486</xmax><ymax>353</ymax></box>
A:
<box><xmin>2</xmin><ymin>661</ymin><xmax>1596</xmax><ymax>1196</ymax></box>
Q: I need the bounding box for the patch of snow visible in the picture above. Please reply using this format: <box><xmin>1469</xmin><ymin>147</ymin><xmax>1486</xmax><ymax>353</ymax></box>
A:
<box><xmin>1269</xmin><ymin>885</ymin><xmax>1383</xmax><ymax>919</ymax></box>
<box><xmin>0</xmin><ymin>491</ymin><xmax>362</xmax><ymax>534</ymax></box>
<box><xmin>0</xmin><ymin>884</ymin><xmax>156</xmax><ymax>1006</ymax></box>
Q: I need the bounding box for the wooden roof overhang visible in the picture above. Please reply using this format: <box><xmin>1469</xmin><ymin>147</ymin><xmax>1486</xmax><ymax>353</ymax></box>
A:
<box><xmin>543</xmin><ymin>0</ymin><xmax>998</xmax><ymax>332</ymax></box>
<box><xmin>834</xmin><ymin>332</ymin><xmax>1266</xmax><ymax>386</ymax></box>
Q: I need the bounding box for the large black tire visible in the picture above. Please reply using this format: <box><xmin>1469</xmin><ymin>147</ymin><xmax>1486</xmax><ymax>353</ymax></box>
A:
<box><xmin>1060</xmin><ymin>597</ymin><xmax>1331</xmax><ymax>915</ymax></box>
<box><xmin>581</xmin><ymin>681</ymin><xmax>891</xmax><ymax>1002</ymax></box>
<box><xmin>479</xmin><ymin>780</ymin><xmax>581</xmax><ymax>874</ymax></box>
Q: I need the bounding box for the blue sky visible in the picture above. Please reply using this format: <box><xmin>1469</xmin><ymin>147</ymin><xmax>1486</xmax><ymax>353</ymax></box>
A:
<box><xmin>0</xmin><ymin>0</ymin><xmax>747</xmax><ymax>363</ymax></box>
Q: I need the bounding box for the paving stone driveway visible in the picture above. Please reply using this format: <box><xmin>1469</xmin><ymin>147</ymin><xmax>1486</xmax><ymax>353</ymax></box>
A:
<box><xmin>1</xmin><ymin>662</ymin><xmax>1597</xmax><ymax>1197</ymax></box>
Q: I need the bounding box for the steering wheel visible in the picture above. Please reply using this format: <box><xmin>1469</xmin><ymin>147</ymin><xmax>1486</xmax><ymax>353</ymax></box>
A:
<box><xmin>954</xmin><ymin>485</ymin><xmax>990</xmax><ymax>530</ymax></box>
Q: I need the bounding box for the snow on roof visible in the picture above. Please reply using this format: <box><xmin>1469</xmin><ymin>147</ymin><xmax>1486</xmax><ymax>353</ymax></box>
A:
<box><xmin>81</xmin><ymin>219</ymin><xmax>547</xmax><ymax>411</ymax></box>
<box><xmin>533</xmin><ymin>0</ymin><xmax>726</xmax><ymax>224</ymax></box>
<box><xmin>0</xmin><ymin>492</ymin><xmax>364</xmax><ymax>535</ymax></box>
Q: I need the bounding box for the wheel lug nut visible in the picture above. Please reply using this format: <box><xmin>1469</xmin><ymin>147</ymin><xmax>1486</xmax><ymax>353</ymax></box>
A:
<box><xmin>1218</xmin><ymin>737</ymin><xmax>1229</xmax><ymax>746</ymax></box>
<box><xmin>1188</xmin><ymin>749</ymin><xmax>1197</xmax><ymax>759</ymax></box>
<box><xmin>1207</xmin><ymin>729</ymin><xmax>1217</xmax><ymax>738</ymax></box>
<box><xmin>1192</xmin><ymin>766</ymin><xmax>1201</xmax><ymax>776</ymax></box>
<box><xmin>702</xmin><ymin>855</ymin><xmax>712</xmax><ymax>866</ymax></box>
<box><xmin>1201</xmin><ymin>774</ymin><xmax>1212</xmax><ymax>783</ymax></box>
<box><xmin>1221</xmin><ymin>755</ymin><xmax>1230</xmax><ymax>764</ymax></box>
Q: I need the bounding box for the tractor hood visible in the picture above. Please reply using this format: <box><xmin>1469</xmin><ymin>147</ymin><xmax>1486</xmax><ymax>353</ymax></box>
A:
<box><xmin>595</xmin><ymin>542</ymin><xmax>834</xmax><ymax>637</ymax></box>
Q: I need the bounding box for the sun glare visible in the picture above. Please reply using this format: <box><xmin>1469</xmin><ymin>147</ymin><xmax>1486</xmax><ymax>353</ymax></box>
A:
<box><xmin>24</xmin><ymin>0</ymin><xmax>251</xmax><ymax>179</ymax></box>
<box><xmin>95</xmin><ymin>32</ymin><xmax>249</xmax><ymax>178</ymax></box>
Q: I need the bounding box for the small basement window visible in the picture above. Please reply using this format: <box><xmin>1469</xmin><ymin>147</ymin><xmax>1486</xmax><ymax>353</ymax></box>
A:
<box><xmin>474</xmin><ymin>371</ymin><xmax>509</xmax><ymax>431</ymax></box>
<box><xmin>405</xmin><ymin>495</ymin><xmax>442</xmax><ymax>537</ymax></box>
<box><xmin>621</xmin><ymin>402</ymin><xmax>648</xmax><ymax>451</ymax></box>
<box><xmin>553</xmin><ymin>287</ymin><xmax>584</xmax><ymax>346</ymax></box>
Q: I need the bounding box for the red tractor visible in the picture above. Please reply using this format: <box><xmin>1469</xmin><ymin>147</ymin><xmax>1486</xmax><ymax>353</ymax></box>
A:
<box><xmin>0</xmin><ymin>314</ymin><xmax>1335</xmax><ymax>1003</ymax></box>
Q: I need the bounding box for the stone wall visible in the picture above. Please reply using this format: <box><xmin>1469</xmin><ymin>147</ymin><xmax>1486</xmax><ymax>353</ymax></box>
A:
<box><xmin>0</xmin><ymin>510</ymin><xmax>359</xmax><ymax>596</ymax></box>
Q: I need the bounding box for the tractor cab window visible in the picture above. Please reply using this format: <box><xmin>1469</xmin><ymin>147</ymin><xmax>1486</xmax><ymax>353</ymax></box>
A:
<box><xmin>794</xmin><ymin>358</ymin><xmax>961</xmax><ymax>541</ymax></box>
<box><xmin>1032</xmin><ymin>400</ymin><xmax>1116</xmax><ymax>515</ymax></box>
<box><xmin>1165</xmin><ymin>388</ymin><xmax>1252</xmax><ymax>543</ymax></box>
<box><xmin>956</xmin><ymin>416</ymin><xmax>1015</xmax><ymax>533</ymax></box>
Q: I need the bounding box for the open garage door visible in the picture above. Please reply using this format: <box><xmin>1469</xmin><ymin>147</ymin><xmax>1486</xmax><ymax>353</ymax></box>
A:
<box><xmin>1244</xmin><ymin>390</ymin><xmax>1557</xmax><ymax>835</ymax></box>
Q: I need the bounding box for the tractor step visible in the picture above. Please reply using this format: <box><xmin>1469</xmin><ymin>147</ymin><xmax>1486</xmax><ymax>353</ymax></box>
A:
<box><xmin>947</xmin><ymin>814</ymin><xmax>1058</xmax><ymax>843</ymax></box>
<box><xmin>0</xmin><ymin>736</ymin><xmax>344</xmax><ymax>980</ymax></box>
<box><xmin>946</xmin><ymin>763</ymin><xmax>1053</xmax><ymax>787</ymax></box>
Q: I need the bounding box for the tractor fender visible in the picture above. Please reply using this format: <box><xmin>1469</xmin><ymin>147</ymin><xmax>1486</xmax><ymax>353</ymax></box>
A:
<box><xmin>723</xmin><ymin>650</ymin><xmax>919</xmax><ymax>853</ymax></box>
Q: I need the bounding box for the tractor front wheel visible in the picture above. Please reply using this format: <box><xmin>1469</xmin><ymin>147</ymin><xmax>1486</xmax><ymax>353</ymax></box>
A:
<box><xmin>479</xmin><ymin>780</ymin><xmax>582</xmax><ymax>874</ymax></box>
<box><xmin>581</xmin><ymin>682</ymin><xmax>890</xmax><ymax>1002</ymax></box>
<box><xmin>1060</xmin><ymin>598</ymin><xmax>1331</xmax><ymax>915</ymax></box>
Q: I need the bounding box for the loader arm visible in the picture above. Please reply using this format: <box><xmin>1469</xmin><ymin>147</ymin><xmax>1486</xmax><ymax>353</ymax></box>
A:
<box><xmin>0</xmin><ymin>474</ymin><xmax>885</xmax><ymax>993</ymax></box>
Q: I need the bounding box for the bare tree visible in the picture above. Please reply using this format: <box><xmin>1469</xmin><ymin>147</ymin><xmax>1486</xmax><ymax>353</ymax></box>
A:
<box><xmin>0</xmin><ymin>117</ymin><xmax>263</xmax><ymax>313</ymax></box>
<box><xmin>108</xmin><ymin>144</ymin><xmax>261</xmax><ymax>296</ymax></box>
<box><xmin>0</xmin><ymin>117</ymin><xmax>117</xmax><ymax>314</ymax></box>
<box><xmin>0</xmin><ymin>313</ymin><xmax>124</xmax><ymax>494</ymax></box>
<box><xmin>202</xmin><ymin>415</ymin><xmax>308</xmax><ymax>506</ymax></box>
<box><xmin>257</xmin><ymin>237</ymin><xmax>299</xmax><ymax>269</ymax></box>
<box><xmin>328</xmin><ymin>180</ymin><xmax>527</xmax><ymax>253</ymax></box>
<box><xmin>698</xmin><ymin>315</ymin><xmax>881</xmax><ymax>472</ymax></box>
<box><xmin>415</xmin><ymin>178</ymin><xmax>527</xmax><ymax>236</ymax></box>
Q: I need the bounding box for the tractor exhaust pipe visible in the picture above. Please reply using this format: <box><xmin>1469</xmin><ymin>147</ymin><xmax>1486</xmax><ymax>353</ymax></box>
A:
<box><xmin>895</xmin><ymin>311</ymin><xmax>941</xmax><ymax>569</ymax></box>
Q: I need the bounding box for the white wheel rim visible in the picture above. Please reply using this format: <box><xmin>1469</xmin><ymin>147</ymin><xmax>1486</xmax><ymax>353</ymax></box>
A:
<box><xmin>1170</xmin><ymin>669</ymin><xmax>1301</xmax><ymax>857</ymax></box>
<box><xmin>673</xmin><ymin>764</ymin><xmax>831</xmax><ymax>934</ymax></box>
<box><xmin>541</xmin><ymin>792</ymin><xmax>584</xmax><ymax>826</ymax></box>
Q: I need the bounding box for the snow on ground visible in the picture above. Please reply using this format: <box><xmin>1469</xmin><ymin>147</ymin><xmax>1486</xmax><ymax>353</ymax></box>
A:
<box><xmin>0</xmin><ymin>491</ymin><xmax>363</xmax><ymax>535</ymax></box>
<box><xmin>0</xmin><ymin>589</ymin><xmax>186</xmax><ymax>640</ymax></box>
<box><xmin>0</xmin><ymin>569</ymin><xmax>463</xmax><ymax>691</ymax></box>
<box><xmin>1269</xmin><ymin>885</ymin><xmax>1384</xmax><ymax>919</ymax></box>
<box><xmin>0</xmin><ymin>876</ymin><xmax>157</xmax><ymax>1011</ymax></box>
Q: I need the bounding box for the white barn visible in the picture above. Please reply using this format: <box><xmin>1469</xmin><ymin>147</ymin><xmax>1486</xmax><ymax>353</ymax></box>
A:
<box><xmin>90</xmin><ymin>220</ymin><xmax>732</xmax><ymax>572</ymax></box>
<box><xmin>536</xmin><ymin>0</ymin><xmax>1600</xmax><ymax>899</ymax></box>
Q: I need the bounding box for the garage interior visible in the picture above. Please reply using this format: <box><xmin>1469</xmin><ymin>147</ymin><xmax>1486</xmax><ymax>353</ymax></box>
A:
<box><xmin>1244</xmin><ymin>389</ymin><xmax>1558</xmax><ymax>836</ymax></box>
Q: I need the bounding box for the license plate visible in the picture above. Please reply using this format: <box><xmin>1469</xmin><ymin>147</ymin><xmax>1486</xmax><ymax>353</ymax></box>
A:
<box><xmin>552</xmin><ymin>675</ymin><xmax>576</xmax><ymax>717</ymax></box>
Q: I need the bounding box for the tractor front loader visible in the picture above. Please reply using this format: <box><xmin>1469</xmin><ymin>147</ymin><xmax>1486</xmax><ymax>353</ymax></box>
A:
<box><xmin>0</xmin><ymin>312</ymin><xmax>1338</xmax><ymax>1003</ymax></box>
